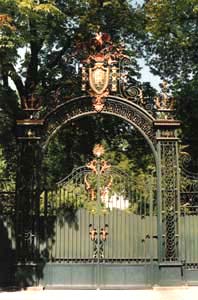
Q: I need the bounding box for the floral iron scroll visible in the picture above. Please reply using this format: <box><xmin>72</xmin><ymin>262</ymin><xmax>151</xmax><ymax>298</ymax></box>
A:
<box><xmin>89</xmin><ymin>224</ymin><xmax>108</xmax><ymax>259</ymax></box>
<box><xmin>84</xmin><ymin>144</ymin><xmax>113</xmax><ymax>204</ymax></box>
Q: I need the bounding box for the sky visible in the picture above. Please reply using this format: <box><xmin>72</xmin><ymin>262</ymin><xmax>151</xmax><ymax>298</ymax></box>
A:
<box><xmin>138</xmin><ymin>59</ymin><xmax>161</xmax><ymax>91</ymax></box>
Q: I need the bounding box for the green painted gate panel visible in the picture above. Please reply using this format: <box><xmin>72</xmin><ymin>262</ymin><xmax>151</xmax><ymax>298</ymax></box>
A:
<box><xmin>180</xmin><ymin>211</ymin><xmax>198</xmax><ymax>263</ymax></box>
<box><xmin>41</xmin><ymin>263</ymin><xmax>154</xmax><ymax>288</ymax></box>
<box><xmin>38</xmin><ymin>161</ymin><xmax>159</xmax><ymax>287</ymax></box>
<box><xmin>39</xmin><ymin>209</ymin><xmax>158</xmax><ymax>262</ymax></box>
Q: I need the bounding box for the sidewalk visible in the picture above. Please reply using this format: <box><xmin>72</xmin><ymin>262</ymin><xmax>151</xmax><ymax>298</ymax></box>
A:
<box><xmin>0</xmin><ymin>287</ymin><xmax>198</xmax><ymax>300</ymax></box>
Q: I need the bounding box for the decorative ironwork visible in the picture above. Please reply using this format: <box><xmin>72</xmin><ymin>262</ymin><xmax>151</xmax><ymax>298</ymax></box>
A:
<box><xmin>154</xmin><ymin>115</ymin><xmax>181</xmax><ymax>262</ymax></box>
<box><xmin>118</xmin><ymin>57</ymin><xmax>145</xmax><ymax>104</ymax></box>
<box><xmin>89</xmin><ymin>224</ymin><xmax>108</xmax><ymax>259</ymax></box>
<box><xmin>104</xmin><ymin>98</ymin><xmax>155</xmax><ymax>143</ymax></box>
<box><xmin>41</xmin><ymin>161</ymin><xmax>156</xmax><ymax>265</ymax></box>
<box><xmin>16</xmin><ymin>119</ymin><xmax>44</xmax><ymax>140</ymax></box>
<box><xmin>12</xmin><ymin>32</ymin><xmax>191</xmax><ymax>286</ymax></box>
<box><xmin>43</xmin><ymin>96</ymin><xmax>155</xmax><ymax>149</ymax></box>
<box><xmin>180</xmin><ymin>149</ymin><xmax>198</xmax><ymax>180</ymax></box>
<box><xmin>100</xmin><ymin>224</ymin><xmax>108</xmax><ymax>241</ymax></box>
<box><xmin>22</xmin><ymin>94</ymin><xmax>42</xmax><ymax>112</ymax></box>
<box><xmin>93</xmin><ymin>144</ymin><xmax>105</xmax><ymax>158</ymax></box>
<box><xmin>80</xmin><ymin>33</ymin><xmax>146</xmax><ymax>112</ymax></box>
<box><xmin>179</xmin><ymin>147</ymin><xmax>198</xmax><ymax>221</ymax></box>
<box><xmin>85</xmin><ymin>144</ymin><xmax>112</xmax><ymax>202</ymax></box>
<box><xmin>160</xmin><ymin>141</ymin><xmax>179</xmax><ymax>260</ymax></box>
<box><xmin>89</xmin><ymin>224</ymin><xmax>97</xmax><ymax>241</ymax></box>
<box><xmin>154</xmin><ymin>81</ymin><xmax>175</xmax><ymax>119</ymax></box>
<box><xmin>179</xmin><ymin>148</ymin><xmax>198</xmax><ymax>269</ymax></box>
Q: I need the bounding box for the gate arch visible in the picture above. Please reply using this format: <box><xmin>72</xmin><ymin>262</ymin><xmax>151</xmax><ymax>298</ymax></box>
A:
<box><xmin>42</xmin><ymin>95</ymin><xmax>157</xmax><ymax>161</ymax></box>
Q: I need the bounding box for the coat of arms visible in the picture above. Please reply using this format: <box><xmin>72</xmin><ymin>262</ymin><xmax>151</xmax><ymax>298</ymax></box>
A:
<box><xmin>89</xmin><ymin>62</ymin><xmax>110</xmax><ymax>95</ymax></box>
<box><xmin>81</xmin><ymin>33</ymin><xmax>127</xmax><ymax>112</ymax></box>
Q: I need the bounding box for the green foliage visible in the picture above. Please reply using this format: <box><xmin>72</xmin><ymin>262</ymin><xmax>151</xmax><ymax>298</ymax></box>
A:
<box><xmin>0</xmin><ymin>0</ymin><xmax>144</xmax><ymax>101</ymax></box>
<box><xmin>0</xmin><ymin>87</ymin><xmax>18</xmax><ymax>179</ymax></box>
<box><xmin>144</xmin><ymin>0</ymin><xmax>198</xmax><ymax>81</ymax></box>
<box><xmin>144</xmin><ymin>0</ymin><xmax>198</xmax><ymax>158</ymax></box>
<box><xmin>42</xmin><ymin>115</ymin><xmax>155</xmax><ymax>189</ymax></box>
<box><xmin>0</xmin><ymin>0</ymin><xmax>146</xmax><ymax>185</ymax></box>
<box><xmin>0</xmin><ymin>146</ymin><xmax>6</xmax><ymax>178</ymax></box>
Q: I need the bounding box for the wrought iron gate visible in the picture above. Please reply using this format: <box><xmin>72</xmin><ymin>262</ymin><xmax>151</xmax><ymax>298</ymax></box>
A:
<box><xmin>12</xmin><ymin>34</ymin><xmax>191</xmax><ymax>287</ymax></box>
<box><xmin>39</xmin><ymin>145</ymin><xmax>157</xmax><ymax>288</ymax></box>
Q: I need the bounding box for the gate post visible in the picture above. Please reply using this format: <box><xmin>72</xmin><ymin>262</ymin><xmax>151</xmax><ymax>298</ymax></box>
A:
<box><xmin>154</xmin><ymin>120</ymin><xmax>181</xmax><ymax>262</ymax></box>
<box><xmin>15</xmin><ymin>119</ymin><xmax>43</xmax><ymax>287</ymax></box>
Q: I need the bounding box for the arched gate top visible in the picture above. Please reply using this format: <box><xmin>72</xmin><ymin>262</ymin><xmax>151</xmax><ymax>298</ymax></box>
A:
<box><xmin>42</xmin><ymin>95</ymin><xmax>157</xmax><ymax>157</ymax></box>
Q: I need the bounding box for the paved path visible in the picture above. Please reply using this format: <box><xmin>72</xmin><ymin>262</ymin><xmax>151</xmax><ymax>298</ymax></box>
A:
<box><xmin>0</xmin><ymin>287</ymin><xmax>198</xmax><ymax>300</ymax></box>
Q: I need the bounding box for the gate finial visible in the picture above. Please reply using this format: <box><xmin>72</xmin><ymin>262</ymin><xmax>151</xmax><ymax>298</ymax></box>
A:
<box><xmin>154</xmin><ymin>81</ymin><xmax>175</xmax><ymax>119</ymax></box>
<box><xmin>93</xmin><ymin>144</ymin><xmax>105</xmax><ymax>158</ymax></box>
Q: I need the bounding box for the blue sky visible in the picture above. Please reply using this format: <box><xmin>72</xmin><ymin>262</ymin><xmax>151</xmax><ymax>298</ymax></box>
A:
<box><xmin>138</xmin><ymin>59</ymin><xmax>161</xmax><ymax>91</ymax></box>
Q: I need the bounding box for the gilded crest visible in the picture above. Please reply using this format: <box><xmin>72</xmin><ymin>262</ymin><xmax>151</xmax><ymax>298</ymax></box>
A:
<box><xmin>89</xmin><ymin>62</ymin><xmax>110</xmax><ymax>95</ymax></box>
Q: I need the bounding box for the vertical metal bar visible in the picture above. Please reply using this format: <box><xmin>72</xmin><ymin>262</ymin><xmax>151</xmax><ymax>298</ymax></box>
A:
<box><xmin>140</xmin><ymin>192</ymin><xmax>143</xmax><ymax>261</ymax></box>
<box><xmin>79</xmin><ymin>194</ymin><xmax>81</xmax><ymax>262</ymax></box>
<box><xmin>56</xmin><ymin>188</ymin><xmax>59</xmax><ymax>261</ymax></box>
<box><xmin>51</xmin><ymin>190</ymin><xmax>55</xmax><ymax>260</ymax></box>
<box><xmin>129</xmin><ymin>183</ymin><xmax>132</xmax><ymax>262</ymax></box>
<box><xmin>88</xmin><ymin>211</ymin><xmax>91</xmax><ymax>260</ymax></box>
<box><xmin>181</xmin><ymin>207</ymin><xmax>185</xmax><ymax>265</ymax></box>
<box><xmin>110</xmin><ymin>205</ymin><xmax>113</xmax><ymax>262</ymax></box>
<box><xmin>134</xmin><ymin>189</ymin><xmax>138</xmax><ymax>260</ymax></box>
<box><xmin>44</xmin><ymin>190</ymin><xmax>48</xmax><ymax>260</ymax></box>
<box><xmin>183</xmin><ymin>209</ymin><xmax>188</xmax><ymax>263</ymax></box>
<box><xmin>128</xmin><ymin>186</ymin><xmax>131</xmax><ymax>262</ymax></box>
<box><xmin>116</xmin><ymin>196</ymin><xmax>119</xmax><ymax>262</ymax></box>
<box><xmin>195</xmin><ymin>210</ymin><xmax>198</xmax><ymax>263</ymax></box>
<box><xmin>71</xmin><ymin>190</ymin><xmax>74</xmax><ymax>261</ymax></box>
<box><xmin>132</xmin><ymin>187</ymin><xmax>135</xmax><ymax>260</ymax></box>
<box><xmin>189</xmin><ymin>212</ymin><xmax>192</xmax><ymax>263</ymax></box>
<box><xmin>96</xmin><ymin>158</ymin><xmax>100</xmax><ymax>288</ymax></box>
<box><xmin>192</xmin><ymin>212</ymin><xmax>196</xmax><ymax>263</ymax></box>
<box><xmin>186</xmin><ymin>209</ymin><xmax>189</xmax><ymax>263</ymax></box>
<box><xmin>59</xmin><ymin>186</ymin><xmax>62</xmax><ymax>261</ymax></box>
<box><xmin>124</xmin><ymin>181</ymin><xmax>127</xmax><ymax>261</ymax></box>
<box><xmin>63</xmin><ymin>187</ymin><xmax>66</xmax><ymax>260</ymax></box>
<box><xmin>67</xmin><ymin>188</ymin><xmax>69</xmax><ymax>263</ymax></box>
<box><xmin>176</xmin><ymin>141</ymin><xmax>180</xmax><ymax>260</ymax></box>
<box><xmin>72</xmin><ymin>193</ymin><xmax>79</xmax><ymax>260</ymax></box>
<box><xmin>120</xmin><ymin>177</ymin><xmax>123</xmax><ymax>261</ymax></box>
<box><xmin>149</xmin><ymin>176</ymin><xmax>154</xmax><ymax>263</ymax></box>
<box><xmin>157</xmin><ymin>139</ymin><xmax>163</xmax><ymax>262</ymax></box>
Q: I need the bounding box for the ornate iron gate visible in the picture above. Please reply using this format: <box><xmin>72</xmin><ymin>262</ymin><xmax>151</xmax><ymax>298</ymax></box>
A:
<box><xmin>39</xmin><ymin>145</ymin><xmax>157</xmax><ymax>288</ymax></box>
<box><xmin>12</xmin><ymin>34</ymin><xmax>193</xmax><ymax>288</ymax></box>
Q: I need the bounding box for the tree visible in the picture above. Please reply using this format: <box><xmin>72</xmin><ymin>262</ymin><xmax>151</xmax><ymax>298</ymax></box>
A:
<box><xmin>144</xmin><ymin>0</ymin><xmax>198</xmax><ymax>159</ymax></box>
<box><xmin>0</xmin><ymin>0</ymin><xmax>149</xmax><ymax>180</ymax></box>
<box><xmin>0</xmin><ymin>0</ymin><xmax>144</xmax><ymax>105</ymax></box>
